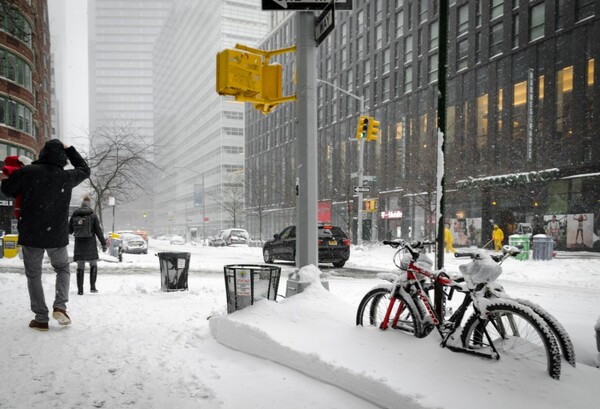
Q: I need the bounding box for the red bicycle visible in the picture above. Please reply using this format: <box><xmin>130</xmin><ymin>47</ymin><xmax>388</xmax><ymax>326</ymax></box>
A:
<box><xmin>356</xmin><ymin>239</ymin><xmax>569</xmax><ymax>379</ymax></box>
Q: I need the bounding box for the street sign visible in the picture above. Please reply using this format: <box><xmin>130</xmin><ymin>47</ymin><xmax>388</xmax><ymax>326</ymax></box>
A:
<box><xmin>261</xmin><ymin>0</ymin><xmax>352</xmax><ymax>11</ymax></box>
<box><xmin>353</xmin><ymin>186</ymin><xmax>370</xmax><ymax>193</ymax></box>
<box><xmin>362</xmin><ymin>175</ymin><xmax>377</xmax><ymax>182</ymax></box>
<box><xmin>315</xmin><ymin>1</ymin><xmax>335</xmax><ymax>46</ymax></box>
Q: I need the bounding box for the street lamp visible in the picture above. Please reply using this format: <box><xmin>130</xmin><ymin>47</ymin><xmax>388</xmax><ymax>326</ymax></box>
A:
<box><xmin>316</xmin><ymin>78</ymin><xmax>366</xmax><ymax>245</ymax></box>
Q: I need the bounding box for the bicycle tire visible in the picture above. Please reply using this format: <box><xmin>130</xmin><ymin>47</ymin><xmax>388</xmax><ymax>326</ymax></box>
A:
<box><xmin>515</xmin><ymin>299</ymin><xmax>576</xmax><ymax>367</ymax></box>
<box><xmin>356</xmin><ymin>287</ymin><xmax>422</xmax><ymax>336</ymax></box>
<box><xmin>460</xmin><ymin>301</ymin><xmax>562</xmax><ymax>380</ymax></box>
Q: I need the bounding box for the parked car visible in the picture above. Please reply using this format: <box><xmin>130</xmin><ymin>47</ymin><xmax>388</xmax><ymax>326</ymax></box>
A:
<box><xmin>155</xmin><ymin>234</ymin><xmax>185</xmax><ymax>245</ymax></box>
<box><xmin>120</xmin><ymin>233</ymin><xmax>148</xmax><ymax>254</ymax></box>
<box><xmin>262</xmin><ymin>225</ymin><xmax>350</xmax><ymax>267</ymax></box>
<box><xmin>209</xmin><ymin>229</ymin><xmax>250</xmax><ymax>246</ymax></box>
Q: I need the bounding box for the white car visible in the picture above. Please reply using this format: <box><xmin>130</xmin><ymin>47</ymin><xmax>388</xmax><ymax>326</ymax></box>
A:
<box><xmin>120</xmin><ymin>233</ymin><xmax>148</xmax><ymax>254</ymax></box>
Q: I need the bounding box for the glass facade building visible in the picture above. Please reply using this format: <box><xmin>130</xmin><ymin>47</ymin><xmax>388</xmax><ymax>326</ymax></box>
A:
<box><xmin>246</xmin><ymin>0</ymin><xmax>600</xmax><ymax>251</ymax></box>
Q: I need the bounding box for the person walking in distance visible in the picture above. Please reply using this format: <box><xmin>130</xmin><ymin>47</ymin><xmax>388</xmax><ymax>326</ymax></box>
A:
<box><xmin>69</xmin><ymin>194</ymin><xmax>107</xmax><ymax>295</ymax></box>
<box><xmin>444</xmin><ymin>222</ymin><xmax>456</xmax><ymax>254</ymax></box>
<box><xmin>0</xmin><ymin>140</ymin><xmax>90</xmax><ymax>331</ymax></box>
<box><xmin>492</xmin><ymin>224</ymin><xmax>504</xmax><ymax>251</ymax></box>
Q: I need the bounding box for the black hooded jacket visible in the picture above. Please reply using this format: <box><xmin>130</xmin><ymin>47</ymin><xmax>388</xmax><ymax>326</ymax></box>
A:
<box><xmin>1</xmin><ymin>140</ymin><xmax>90</xmax><ymax>248</ymax></box>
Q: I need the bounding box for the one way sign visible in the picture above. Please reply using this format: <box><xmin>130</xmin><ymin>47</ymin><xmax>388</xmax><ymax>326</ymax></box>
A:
<box><xmin>261</xmin><ymin>0</ymin><xmax>353</xmax><ymax>11</ymax></box>
<box><xmin>353</xmin><ymin>186</ymin><xmax>370</xmax><ymax>193</ymax></box>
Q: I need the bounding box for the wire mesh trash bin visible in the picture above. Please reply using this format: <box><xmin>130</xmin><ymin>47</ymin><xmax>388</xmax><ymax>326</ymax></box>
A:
<box><xmin>157</xmin><ymin>252</ymin><xmax>190</xmax><ymax>291</ymax></box>
<box><xmin>508</xmin><ymin>234</ymin><xmax>530</xmax><ymax>261</ymax></box>
<box><xmin>532</xmin><ymin>234</ymin><xmax>554</xmax><ymax>261</ymax></box>
<box><xmin>224</xmin><ymin>264</ymin><xmax>281</xmax><ymax>313</ymax></box>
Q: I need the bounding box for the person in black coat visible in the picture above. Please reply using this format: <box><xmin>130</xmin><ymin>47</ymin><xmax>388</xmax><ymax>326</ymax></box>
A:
<box><xmin>69</xmin><ymin>194</ymin><xmax>107</xmax><ymax>295</ymax></box>
<box><xmin>0</xmin><ymin>139</ymin><xmax>90</xmax><ymax>331</ymax></box>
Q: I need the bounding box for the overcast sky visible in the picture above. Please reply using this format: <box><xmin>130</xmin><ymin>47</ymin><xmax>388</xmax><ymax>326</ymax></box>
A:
<box><xmin>48</xmin><ymin>0</ymin><xmax>89</xmax><ymax>149</ymax></box>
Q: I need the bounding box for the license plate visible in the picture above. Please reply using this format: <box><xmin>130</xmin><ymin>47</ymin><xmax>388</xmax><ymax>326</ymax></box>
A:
<box><xmin>328</xmin><ymin>240</ymin><xmax>337</xmax><ymax>245</ymax></box>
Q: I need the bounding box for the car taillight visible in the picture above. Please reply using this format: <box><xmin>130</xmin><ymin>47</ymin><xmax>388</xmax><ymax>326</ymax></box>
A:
<box><xmin>318</xmin><ymin>239</ymin><xmax>324</xmax><ymax>245</ymax></box>
<box><xmin>342</xmin><ymin>239</ymin><xmax>350</xmax><ymax>246</ymax></box>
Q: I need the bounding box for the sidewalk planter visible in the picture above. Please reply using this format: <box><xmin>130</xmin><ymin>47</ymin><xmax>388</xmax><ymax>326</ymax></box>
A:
<box><xmin>157</xmin><ymin>252</ymin><xmax>190</xmax><ymax>291</ymax></box>
<box><xmin>532</xmin><ymin>234</ymin><xmax>554</xmax><ymax>261</ymax></box>
<box><xmin>223</xmin><ymin>264</ymin><xmax>281</xmax><ymax>313</ymax></box>
<box><xmin>509</xmin><ymin>234</ymin><xmax>530</xmax><ymax>261</ymax></box>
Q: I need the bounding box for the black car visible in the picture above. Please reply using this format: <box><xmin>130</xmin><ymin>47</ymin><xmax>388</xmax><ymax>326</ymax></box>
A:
<box><xmin>262</xmin><ymin>225</ymin><xmax>350</xmax><ymax>267</ymax></box>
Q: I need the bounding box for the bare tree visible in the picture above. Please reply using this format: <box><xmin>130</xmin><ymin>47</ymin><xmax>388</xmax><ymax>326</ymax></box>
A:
<box><xmin>208</xmin><ymin>172</ymin><xmax>245</xmax><ymax>228</ymax></box>
<box><xmin>85</xmin><ymin>121</ymin><xmax>160</xmax><ymax>227</ymax></box>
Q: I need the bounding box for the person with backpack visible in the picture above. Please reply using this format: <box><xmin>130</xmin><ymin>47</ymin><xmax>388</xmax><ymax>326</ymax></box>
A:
<box><xmin>0</xmin><ymin>140</ymin><xmax>90</xmax><ymax>331</ymax></box>
<box><xmin>69</xmin><ymin>194</ymin><xmax>107</xmax><ymax>295</ymax></box>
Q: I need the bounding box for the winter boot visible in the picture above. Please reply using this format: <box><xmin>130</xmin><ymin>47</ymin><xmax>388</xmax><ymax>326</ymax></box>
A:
<box><xmin>76</xmin><ymin>269</ymin><xmax>84</xmax><ymax>295</ymax></box>
<box><xmin>90</xmin><ymin>266</ymin><xmax>98</xmax><ymax>293</ymax></box>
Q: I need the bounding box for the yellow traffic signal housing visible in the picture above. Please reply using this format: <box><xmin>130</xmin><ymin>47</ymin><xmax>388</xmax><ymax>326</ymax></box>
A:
<box><xmin>261</xmin><ymin>63</ymin><xmax>282</xmax><ymax>100</ymax></box>
<box><xmin>356</xmin><ymin>115</ymin><xmax>370</xmax><ymax>139</ymax></box>
<box><xmin>216</xmin><ymin>49</ymin><xmax>262</xmax><ymax>98</ymax></box>
<box><xmin>367</xmin><ymin>118</ymin><xmax>380</xmax><ymax>141</ymax></box>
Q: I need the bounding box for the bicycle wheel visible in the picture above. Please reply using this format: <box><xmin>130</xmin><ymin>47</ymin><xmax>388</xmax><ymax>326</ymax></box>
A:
<box><xmin>460</xmin><ymin>302</ymin><xmax>561</xmax><ymax>380</ymax></box>
<box><xmin>356</xmin><ymin>287</ymin><xmax>422</xmax><ymax>336</ymax></box>
<box><xmin>515</xmin><ymin>299</ymin><xmax>576</xmax><ymax>367</ymax></box>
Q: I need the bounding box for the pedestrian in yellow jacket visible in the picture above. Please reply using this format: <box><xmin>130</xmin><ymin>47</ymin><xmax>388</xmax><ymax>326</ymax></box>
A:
<box><xmin>444</xmin><ymin>223</ymin><xmax>456</xmax><ymax>253</ymax></box>
<box><xmin>492</xmin><ymin>224</ymin><xmax>504</xmax><ymax>251</ymax></box>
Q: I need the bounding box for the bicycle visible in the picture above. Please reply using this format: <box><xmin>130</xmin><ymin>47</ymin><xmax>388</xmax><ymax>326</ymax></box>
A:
<box><xmin>356</xmin><ymin>239</ymin><xmax>570</xmax><ymax>379</ymax></box>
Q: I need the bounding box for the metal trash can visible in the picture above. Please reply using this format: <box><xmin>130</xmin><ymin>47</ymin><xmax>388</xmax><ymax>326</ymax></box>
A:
<box><xmin>223</xmin><ymin>264</ymin><xmax>281</xmax><ymax>313</ymax></box>
<box><xmin>508</xmin><ymin>234</ymin><xmax>530</xmax><ymax>261</ymax></box>
<box><xmin>2</xmin><ymin>234</ymin><xmax>19</xmax><ymax>258</ymax></box>
<box><xmin>157</xmin><ymin>252</ymin><xmax>190</xmax><ymax>291</ymax></box>
<box><xmin>532</xmin><ymin>234</ymin><xmax>554</xmax><ymax>261</ymax></box>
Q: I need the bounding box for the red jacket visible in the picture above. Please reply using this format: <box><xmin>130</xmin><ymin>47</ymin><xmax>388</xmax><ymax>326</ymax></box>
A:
<box><xmin>2</xmin><ymin>156</ymin><xmax>30</xmax><ymax>218</ymax></box>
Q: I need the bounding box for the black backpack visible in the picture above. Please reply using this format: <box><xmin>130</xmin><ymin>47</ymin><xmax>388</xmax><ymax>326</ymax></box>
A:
<box><xmin>72</xmin><ymin>215</ymin><xmax>93</xmax><ymax>238</ymax></box>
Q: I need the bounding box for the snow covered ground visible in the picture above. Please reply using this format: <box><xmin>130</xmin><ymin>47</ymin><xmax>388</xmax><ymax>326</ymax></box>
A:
<box><xmin>0</xmin><ymin>240</ymin><xmax>599</xmax><ymax>409</ymax></box>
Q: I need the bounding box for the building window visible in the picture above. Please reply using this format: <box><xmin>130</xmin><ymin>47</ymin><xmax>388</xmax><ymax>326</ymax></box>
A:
<box><xmin>375</xmin><ymin>0</ymin><xmax>383</xmax><ymax>22</ymax></box>
<box><xmin>0</xmin><ymin>4</ymin><xmax>33</xmax><ymax>48</ymax></box>
<box><xmin>418</xmin><ymin>0</ymin><xmax>428</xmax><ymax>23</ymax></box>
<box><xmin>429</xmin><ymin>20</ymin><xmax>439</xmax><ymax>50</ymax></box>
<box><xmin>404</xmin><ymin>65</ymin><xmax>413</xmax><ymax>93</ymax></box>
<box><xmin>529</xmin><ymin>3</ymin><xmax>545</xmax><ymax>42</ymax></box>
<box><xmin>396</xmin><ymin>10</ymin><xmax>404</xmax><ymax>37</ymax></box>
<box><xmin>383</xmin><ymin>48</ymin><xmax>390</xmax><ymax>73</ymax></box>
<box><xmin>364</xmin><ymin>60</ymin><xmax>371</xmax><ymax>83</ymax></box>
<box><xmin>407</xmin><ymin>1</ymin><xmax>414</xmax><ymax>30</ymax></box>
<box><xmin>490</xmin><ymin>22</ymin><xmax>504</xmax><ymax>56</ymax></box>
<box><xmin>512</xmin><ymin>14</ymin><xmax>519</xmax><ymax>48</ymax></box>
<box><xmin>576</xmin><ymin>0</ymin><xmax>596</xmax><ymax>21</ymax></box>
<box><xmin>491</xmin><ymin>0</ymin><xmax>504</xmax><ymax>20</ymax></box>
<box><xmin>0</xmin><ymin>96</ymin><xmax>34</xmax><ymax>136</ymax></box>
<box><xmin>404</xmin><ymin>35</ymin><xmax>413</xmax><ymax>63</ymax></box>
<box><xmin>357</xmin><ymin>9</ymin><xmax>364</xmax><ymax>34</ymax></box>
<box><xmin>475</xmin><ymin>31</ymin><xmax>483</xmax><ymax>63</ymax></box>
<box><xmin>476</xmin><ymin>0</ymin><xmax>483</xmax><ymax>26</ymax></box>
<box><xmin>512</xmin><ymin>81</ymin><xmax>527</xmax><ymax>143</ymax></box>
<box><xmin>382</xmin><ymin>76</ymin><xmax>390</xmax><ymax>101</ymax></box>
<box><xmin>429</xmin><ymin>53</ymin><xmax>438</xmax><ymax>83</ymax></box>
<box><xmin>376</xmin><ymin>24</ymin><xmax>383</xmax><ymax>49</ymax></box>
<box><xmin>497</xmin><ymin>89</ymin><xmax>504</xmax><ymax>131</ymax></box>
<box><xmin>555</xmin><ymin>65</ymin><xmax>573</xmax><ymax>138</ymax></box>
<box><xmin>457</xmin><ymin>4</ymin><xmax>468</xmax><ymax>35</ymax></box>
<box><xmin>477</xmin><ymin>94</ymin><xmax>489</xmax><ymax>149</ymax></box>
<box><xmin>555</xmin><ymin>0</ymin><xmax>565</xmax><ymax>30</ymax></box>
<box><xmin>457</xmin><ymin>38</ymin><xmax>469</xmax><ymax>71</ymax></box>
<box><xmin>417</xmin><ymin>28</ymin><xmax>424</xmax><ymax>56</ymax></box>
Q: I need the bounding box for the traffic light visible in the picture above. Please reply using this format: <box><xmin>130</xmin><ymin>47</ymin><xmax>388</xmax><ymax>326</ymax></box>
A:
<box><xmin>356</xmin><ymin>115</ymin><xmax>370</xmax><ymax>139</ymax></box>
<box><xmin>367</xmin><ymin>118</ymin><xmax>380</xmax><ymax>141</ymax></box>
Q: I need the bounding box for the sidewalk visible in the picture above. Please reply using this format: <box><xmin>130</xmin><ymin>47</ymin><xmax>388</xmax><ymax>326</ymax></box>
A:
<box><xmin>209</xmin><ymin>278</ymin><xmax>599</xmax><ymax>409</ymax></box>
